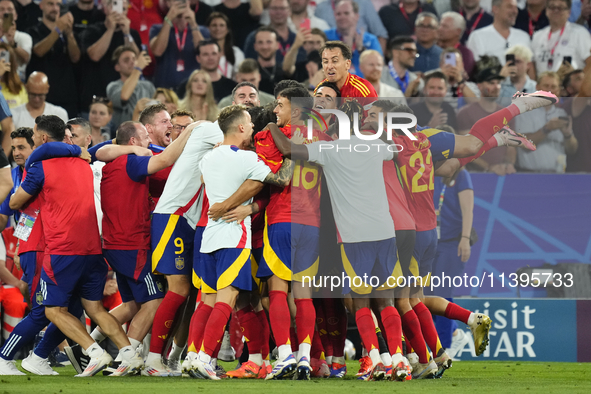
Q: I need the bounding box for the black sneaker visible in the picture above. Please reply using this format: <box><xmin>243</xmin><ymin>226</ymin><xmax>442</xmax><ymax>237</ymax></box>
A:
<box><xmin>64</xmin><ymin>344</ymin><xmax>90</xmax><ymax>374</ymax></box>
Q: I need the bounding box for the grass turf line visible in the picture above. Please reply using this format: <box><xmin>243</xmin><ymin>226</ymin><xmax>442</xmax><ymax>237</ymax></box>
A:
<box><xmin>1</xmin><ymin>361</ymin><xmax>590</xmax><ymax>393</ymax></box>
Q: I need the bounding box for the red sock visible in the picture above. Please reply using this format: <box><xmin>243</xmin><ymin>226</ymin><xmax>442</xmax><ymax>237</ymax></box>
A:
<box><xmin>295</xmin><ymin>299</ymin><xmax>315</xmax><ymax>347</ymax></box>
<box><xmin>457</xmin><ymin>135</ymin><xmax>499</xmax><ymax>167</ymax></box>
<box><xmin>269</xmin><ymin>290</ymin><xmax>290</xmax><ymax>347</ymax></box>
<box><xmin>444</xmin><ymin>302</ymin><xmax>472</xmax><ymax>324</ymax></box>
<box><xmin>256</xmin><ymin>310</ymin><xmax>270</xmax><ymax>359</ymax></box>
<box><xmin>311</xmin><ymin>329</ymin><xmax>325</xmax><ymax>359</ymax></box>
<box><xmin>149</xmin><ymin>291</ymin><xmax>187</xmax><ymax>354</ymax></box>
<box><xmin>188</xmin><ymin>302</ymin><xmax>213</xmax><ymax>353</ymax></box>
<box><xmin>236</xmin><ymin>305</ymin><xmax>263</xmax><ymax>355</ymax></box>
<box><xmin>327</xmin><ymin>299</ymin><xmax>347</xmax><ymax>358</ymax></box>
<box><xmin>201</xmin><ymin>302</ymin><xmax>232</xmax><ymax>356</ymax></box>
<box><xmin>355</xmin><ymin>307</ymin><xmax>379</xmax><ymax>354</ymax></box>
<box><xmin>290</xmin><ymin>327</ymin><xmax>298</xmax><ymax>352</ymax></box>
<box><xmin>315</xmin><ymin>299</ymin><xmax>333</xmax><ymax>357</ymax></box>
<box><xmin>413</xmin><ymin>302</ymin><xmax>443</xmax><ymax>357</ymax></box>
<box><xmin>380</xmin><ymin>306</ymin><xmax>403</xmax><ymax>355</ymax></box>
<box><xmin>401</xmin><ymin>310</ymin><xmax>429</xmax><ymax>363</ymax></box>
<box><xmin>468</xmin><ymin>107</ymin><xmax>519</xmax><ymax>143</ymax></box>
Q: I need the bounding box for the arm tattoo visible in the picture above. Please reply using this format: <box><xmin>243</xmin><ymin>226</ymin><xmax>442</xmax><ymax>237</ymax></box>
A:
<box><xmin>264</xmin><ymin>158</ymin><xmax>293</xmax><ymax>187</ymax></box>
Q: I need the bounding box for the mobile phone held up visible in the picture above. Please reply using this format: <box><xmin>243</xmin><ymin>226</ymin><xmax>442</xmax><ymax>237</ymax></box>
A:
<box><xmin>444</xmin><ymin>52</ymin><xmax>456</xmax><ymax>67</ymax></box>
<box><xmin>563</xmin><ymin>56</ymin><xmax>572</xmax><ymax>65</ymax></box>
<box><xmin>0</xmin><ymin>50</ymin><xmax>9</xmax><ymax>64</ymax></box>
<box><xmin>112</xmin><ymin>0</ymin><xmax>124</xmax><ymax>14</ymax></box>
<box><xmin>506</xmin><ymin>54</ymin><xmax>515</xmax><ymax>66</ymax></box>
<box><xmin>2</xmin><ymin>13</ymin><xmax>13</xmax><ymax>30</ymax></box>
<box><xmin>300</xmin><ymin>18</ymin><xmax>311</xmax><ymax>31</ymax></box>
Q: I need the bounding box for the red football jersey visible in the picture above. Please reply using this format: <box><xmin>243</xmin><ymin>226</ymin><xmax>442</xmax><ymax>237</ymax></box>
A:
<box><xmin>196</xmin><ymin>188</ymin><xmax>209</xmax><ymax>228</ymax></box>
<box><xmin>394</xmin><ymin>133</ymin><xmax>437</xmax><ymax>232</ymax></box>
<box><xmin>17</xmin><ymin>192</ymin><xmax>45</xmax><ymax>255</ymax></box>
<box><xmin>149</xmin><ymin>149</ymin><xmax>172</xmax><ymax>207</ymax></box>
<box><xmin>383</xmin><ymin>161</ymin><xmax>416</xmax><ymax>231</ymax></box>
<box><xmin>315</xmin><ymin>73</ymin><xmax>378</xmax><ymax>98</ymax></box>
<box><xmin>255</xmin><ymin>126</ymin><xmax>292</xmax><ymax>173</ymax></box>
<box><xmin>251</xmin><ymin>187</ymin><xmax>270</xmax><ymax>249</ymax></box>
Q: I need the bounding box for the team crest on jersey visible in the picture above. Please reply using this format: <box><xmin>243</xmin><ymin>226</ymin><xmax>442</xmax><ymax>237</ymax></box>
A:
<box><xmin>175</xmin><ymin>257</ymin><xmax>185</xmax><ymax>270</ymax></box>
<box><xmin>157</xmin><ymin>281</ymin><xmax>164</xmax><ymax>293</ymax></box>
<box><xmin>36</xmin><ymin>291</ymin><xmax>43</xmax><ymax>306</ymax></box>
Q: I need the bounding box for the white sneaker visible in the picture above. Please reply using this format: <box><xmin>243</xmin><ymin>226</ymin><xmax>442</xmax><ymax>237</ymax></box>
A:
<box><xmin>447</xmin><ymin>329</ymin><xmax>471</xmax><ymax>360</ymax></box>
<box><xmin>75</xmin><ymin>350</ymin><xmax>113</xmax><ymax>377</ymax></box>
<box><xmin>22</xmin><ymin>353</ymin><xmax>58</xmax><ymax>375</ymax></box>
<box><xmin>195</xmin><ymin>358</ymin><xmax>220</xmax><ymax>380</ymax></box>
<box><xmin>218</xmin><ymin>331</ymin><xmax>235</xmax><ymax>362</ymax></box>
<box><xmin>406</xmin><ymin>352</ymin><xmax>419</xmax><ymax>371</ymax></box>
<box><xmin>412</xmin><ymin>360</ymin><xmax>437</xmax><ymax>379</ymax></box>
<box><xmin>111</xmin><ymin>354</ymin><xmax>144</xmax><ymax>376</ymax></box>
<box><xmin>512</xmin><ymin>90</ymin><xmax>557</xmax><ymax>113</ymax></box>
<box><xmin>142</xmin><ymin>357</ymin><xmax>170</xmax><ymax>377</ymax></box>
<box><xmin>0</xmin><ymin>358</ymin><xmax>25</xmax><ymax>375</ymax></box>
<box><xmin>265</xmin><ymin>354</ymin><xmax>297</xmax><ymax>380</ymax></box>
<box><xmin>167</xmin><ymin>357</ymin><xmax>182</xmax><ymax>377</ymax></box>
<box><xmin>182</xmin><ymin>352</ymin><xmax>196</xmax><ymax>374</ymax></box>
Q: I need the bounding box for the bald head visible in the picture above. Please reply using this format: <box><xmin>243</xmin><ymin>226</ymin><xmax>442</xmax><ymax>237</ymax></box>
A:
<box><xmin>26</xmin><ymin>72</ymin><xmax>50</xmax><ymax>110</ymax></box>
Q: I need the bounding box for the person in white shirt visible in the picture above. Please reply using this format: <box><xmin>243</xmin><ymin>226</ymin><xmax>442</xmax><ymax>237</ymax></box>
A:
<box><xmin>11</xmin><ymin>72</ymin><xmax>68</xmax><ymax>129</ymax></box>
<box><xmin>359</xmin><ymin>49</ymin><xmax>405</xmax><ymax>100</ymax></box>
<box><xmin>0</xmin><ymin>0</ymin><xmax>32</xmax><ymax>81</ymax></box>
<box><xmin>467</xmin><ymin>0</ymin><xmax>531</xmax><ymax>65</ymax></box>
<box><xmin>498</xmin><ymin>44</ymin><xmax>538</xmax><ymax>105</ymax></box>
<box><xmin>531</xmin><ymin>0</ymin><xmax>591</xmax><ymax>74</ymax></box>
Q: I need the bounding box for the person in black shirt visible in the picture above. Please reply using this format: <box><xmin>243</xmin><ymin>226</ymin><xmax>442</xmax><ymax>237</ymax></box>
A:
<box><xmin>409</xmin><ymin>71</ymin><xmax>457</xmax><ymax>130</ymax></box>
<box><xmin>459</xmin><ymin>0</ymin><xmax>494</xmax><ymax>44</ymax></box>
<box><xmin>514</xmin><ymin>0</ymin><xmax>549</xmax><ymax>37</ymax></box>
<box><xmin>69</xmin><ymin>0</ymin><xmax>105</xmax><ymax>35</ymax></box>
<box><xmin>379</xmin><ymin>0</ymin><xmax>438</xmax><ymax>41</ymax></box>
<box><xmin>254</xmin><ymin>26</ymin><xmax>285</xmax><ymax>95</ymax></box>
<box><xmin>26</xmin><ymin>0</ymin><xmax>80</xmax><ymax>117</ymax></box>
<box><xmin>78</xmin><ymin>2</ymin><xmax>141</xmax><ymax>116</ymax></box>
<box><xmin>14</xmin><ymin>0</ymin><xmax>42</xmax><ymax>33</ymax></box>
<box><xmin>213</xmin><ymin>0</ymin><xmax>262</xmax><ymax>49</ymax></box>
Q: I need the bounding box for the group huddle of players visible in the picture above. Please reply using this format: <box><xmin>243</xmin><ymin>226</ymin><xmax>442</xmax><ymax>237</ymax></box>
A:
<box><xmin>0</xmin><ymin>40</ymin><xmax>559</xmax><ymax>381</ymax></box>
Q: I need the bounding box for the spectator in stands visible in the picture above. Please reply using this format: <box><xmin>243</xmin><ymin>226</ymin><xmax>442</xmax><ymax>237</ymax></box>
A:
<box><xmin>562</xmin><ymin>69</ymin><xmax>584</xmax><ymax>97</ymax></box>
<box><xmin>515</xmin><ymin>0</ymin><xmax>548</xmax><ymax>36</ymax></box>
<box><xmin>413</xmin><ymin>12</ymin><xmax>443</xmax><ymax>73</ymax></box>
<box><xmin>78</xmin><ymin>0</ymin><xmax>142</xmax><ymax>117</ymax></box>
<box><xmin>283</xmin><ymin>27</ymin><xmax>326</xmax><ymax>82</ymax></box>
<box><xmin>182</xmin><ymin>40</ymin><xmax>237</xmax><ymax>103</ymax></box>
<box><xmin>213</xmin><ymin>0</ymin><xmax>262</xmax><ymax>49</ymax></box>
<box><xmin>498</xmin><ymin>45</ymin><xmax>537</xmax><ymax>105</ymax></box>
<box><xmin>460</xmin><ymin>0</ymin><xmax>494</xmax><ymax>44</ymax></box>
<box><xmin>69</xmin><ymin>0</ymin><xmax>105</xmax><ymax>35</ymax></box>
<box><xmin>0</xmin><ymin>92</ymin><xmax>14</xmax><ymax>156</ymax></box>
<box><xmin>318</xmin><ymin>0</ymin><xmax>388</xmax><ymax>51</ymax></box>
<box><xmin>14</xmin><ymin>0</ymin><xmax>41</xmax><ymax>33</ymax></box>
<box><xmin>0</xmin><ymin>0</ymin><xmax>32</xmax><ymax>81</ymax></box>
<box><xmin>532</xmin><ymin>0</ymin><xmax>591</xmax><ymax>74</ymax></box>
<box><xmin>107</xmin><ymin>46</ymin><xmax>155</xmax><ymax>129</ymax></box>
<box><xmin>88</xmin><ymin>96</ymin><xmax>113</xmax><ymax>145</ymax></box>
<box><xmin>178</xmin><ymin>69</ymin><xmax>219</xmax><ymax>121</ymax></box>
<box><xmin>565</xmin><ymin>59</ymin><xmax>591</xmax><ymax>172</ymax></box>
<box><xmin>467</xmin><ymin>0</ymin><xmax>531</xmax><ymax>65</ymax></box>
<box><xmin>324</xmin><ymin>0</ymin><xmax>382</xmax><ymax>77</ymax></box>
<box><xmin>185</xmin><ymin>0</ymin><xmax>213</xmax><ymax>26</ymax></box>
<box><xmin>217</xmin><ymin>59</ymin><xmax>276</xmax><ymax>107</ymax></box>
<box><xmin>150</xmin><ymin>0</ymin><xmax>206</xmax><ymax>89</ymax></box>
<box><xmin>411</xmin><ymin>71</ymin><xmax>457</xmax><ymax>129</ymax></box>
<box><xmin>359</xmin><ymin>50</ymin><xmax>405</xmax><ymax>98</ymax></box>
<box><xmin>223</xmin><ymin>82</ymin><xmax>262</xmax><ymax>109</ymax></box>
<box><xmin>169</xmin><ymin>109</ymin><xmax>194</xmax><ymax>141</ymax></box>
<box><xmin>253</xmin><ymin>27</ymin><xmax>286</xmax><ymax>95</ymax></box>
<box><xmin>300</xmin><ymin>51</ymin><xmax>325</xmax><ymax>93</ymax></box>
<box><xmin>153</xmin><ymin>87</ymin><xmax>179</xmax><ymax>114</ymax></box>
<box><xmin>11</xmin><ymin>72</ymin><xmax>68</xmax><ymax>128</ymax></box>
<box><xmin>0</xmin><ymin>44</ymin><xmax>26</xmax><ymax>108</ymax></box>
<box><xmin>206</xmin><ymin>12</ymin><xmax>244</xmax><ymax>79</ymax></box>
<box><xmin>457</xmin><ymin>67</ymin><xmax>516</xmax><ymax>175</ymax></box>
<box><xmin>379</xmin><ymin>0</ymin><xmax>438</xmax><ymax>41</ymax></box>
<box><xmin>439</xmin><ymin>49</ymin><xmax>480</xmax><ymax>110</ymax></box>
<box><xmin>515</xmin><ymin>71</ymin><xmax>578</xmax><ymax>172</ymax></box>
<box><xmin>26</xmin><ymin>0</ymin><xmax>80</xmax><ymax>117</ymax></box>
<box><xmin>381</xmin><ymin>36</ymin><xmax>424</xmax><ymax>97</ymax></box>
<box><xmin>438</xmin><ymin>11</ymin><xmax>476</xmax><ymax>77</ymax></box>
<box><xmin>244</xmin><ymin>0</ymin><xmax>303</xmax><ymax>63</ymax></box>
<box><xmin>288</xmin><ymin>0</ymin><xmax>330</xmax><ymax>31</ymax></box>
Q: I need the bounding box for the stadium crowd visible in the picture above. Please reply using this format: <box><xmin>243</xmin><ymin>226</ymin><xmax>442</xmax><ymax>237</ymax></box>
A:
<box><xmin>0</xmin><ymin>0</ymin><xmax>587</xmax><ymax>382</ymax></box>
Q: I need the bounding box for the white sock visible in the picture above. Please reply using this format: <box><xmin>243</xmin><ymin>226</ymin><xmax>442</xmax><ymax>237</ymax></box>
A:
<box><xmin>332</xmin><ymin>356</ymin><xmax>345</xmax><ymax>365</ymax></box>
<box><xmin>90</xmin><ymin>329</ymin><xmax>106</xmax><ymax>343</ymax></box>
<box><xmin>391</xmin><ymin>353</ymin><xmax>404</xmax><ymax>366</ymax></box>
<box><xmin>467</xmin><ymin>312</ymin><xmax>476</xmax><ymax>326</ymax></box>
<box><xmin>146</xmin><ymin>352</ymin><xmax>161</xmax><ymax>364</ymax></box>
<box><xmin>169</xmin><ymin>341</ymin><xmax>185</xmax><ymax>361</ymax></box>
<box><xmin>361</xmin><ymin>347</ymin><xmax>368</xmax><ymax>357</ymax></box>
<box><xmin>85</xmin><ymin>342</ymin><xmax>103</xmax><ymax>359</ymax></box>
<box><xmin>380</xmin><ymin>352</ymin><xmax>392</xmax><ymax>367</ymax></box>
<box><xmin>117</xmin><ymin>345</ymin><xmax>134</xmax><ymax>362</ymax></box>
<box><xmin>249</xmin><ymin>353</ymin><xmax>263</xmax><ymax>366</ymax></box>
<box><xmin>326</xmin><ymin>355</ymin><xmax>333</xmax><ymax>365</ymax></box>
<box><xmin>368</xmin><ymin>348</ymin><xmax>381</xmax><ymax>367</ymax></box>
<box><xmin>129</xmin><ymin>338</ymin><xmax>141</xmax><ymax>352</ymax></box>
<box><xmin>197</xmin><ymin>351</ymin><xmax>211</xmax><ymax>364</ymax></box>
<box><xmin>494</xmin><ymin>133</ymin><xmax>505</xmax><ymax>147</ymax></box>
<box><xmin>277</xmin><ymin>344</ymin><xmax>292</xmax><ymax>361</ymax></box>
<box><xmin>298</xmin><ymin>343</ymin><xmax>311</xmax><ymax>361</ymax></box>
<box><xmin>211</xmin><ymin>357</ymin><xmax>217</xmax><ymax>367</ymax></box>
<box><xmin>264</xmin><ymin>359</ymin><xmax>271</xmax><ymax>367</ymax></box>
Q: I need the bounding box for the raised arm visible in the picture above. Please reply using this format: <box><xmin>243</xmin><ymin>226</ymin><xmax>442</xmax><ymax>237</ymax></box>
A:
<box><xmin>266</xmin><ymin>123</ymin><xmax>309</xmax><ymax>160</ymax></box>
<box><xmin>146</xmin><ymin>121</ymin><xmax>206</xmax><ymax>174</ymax></box>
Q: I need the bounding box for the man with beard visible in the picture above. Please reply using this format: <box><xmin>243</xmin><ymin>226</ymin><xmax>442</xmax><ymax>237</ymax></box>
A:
<box><xmin>254</xmin><ymin>27</ymin><xmax>286</xmax><ymax>96</ymax></box>
<box><xmin>410</xmin><ymin>71</ymin><xmax>457</xmax><ymax>130</ymax></box>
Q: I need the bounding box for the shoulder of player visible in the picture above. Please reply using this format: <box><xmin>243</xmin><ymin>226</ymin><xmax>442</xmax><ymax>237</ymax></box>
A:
<box><xmin>348</xmin><ymin>75</ymin><xmax>373</xmax><ymax>97</ymax></box>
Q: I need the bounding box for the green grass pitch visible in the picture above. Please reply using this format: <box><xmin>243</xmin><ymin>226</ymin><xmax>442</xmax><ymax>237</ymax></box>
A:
<box><xmin>1</xmin><ymin>361</ymin><xmax>591</xmax><ymax>393</ymax></box>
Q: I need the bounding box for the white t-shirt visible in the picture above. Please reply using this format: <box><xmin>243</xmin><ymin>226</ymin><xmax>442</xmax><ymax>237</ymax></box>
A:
<box><xmin>218</xmin><ymin>47</ymin><xmax>245</xmax><ymax>79</ymax></box>
<box><xmin>532</xmin><ymin>22</ymin><xmax>591</xmax><ymax>74</ymax></box>
<box><xmin>467</xmin><ymin>25</ymin><xmax>532</xmax><ymax>65</ymax></box>
<box><xmin>306</xmin><ymin>135</ymin><xmax>395</xmax><ymax>243</ymax></box>
<box><xmin>4</xmin><ymin>31</ymin><xmax>33</xmax><ymax>82</ymax></box>
<box><xmin>155</xmin><ymin>122</ymin><xmax>224</xmax><ymax>228</ymax></box>
<box><xmin>11</xmin><ymin>102</ymin><xmax>68</xmax><ymax>129</ymax></box>
<box><xmin>91</xmin><ymin>161</ymin><xmax>105</xmax><ymax>234</ymax></box>
<box><xmin>200</xmin><ymin>145</ymin><xmax>271</xmax><ymax>253</ymax></box>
